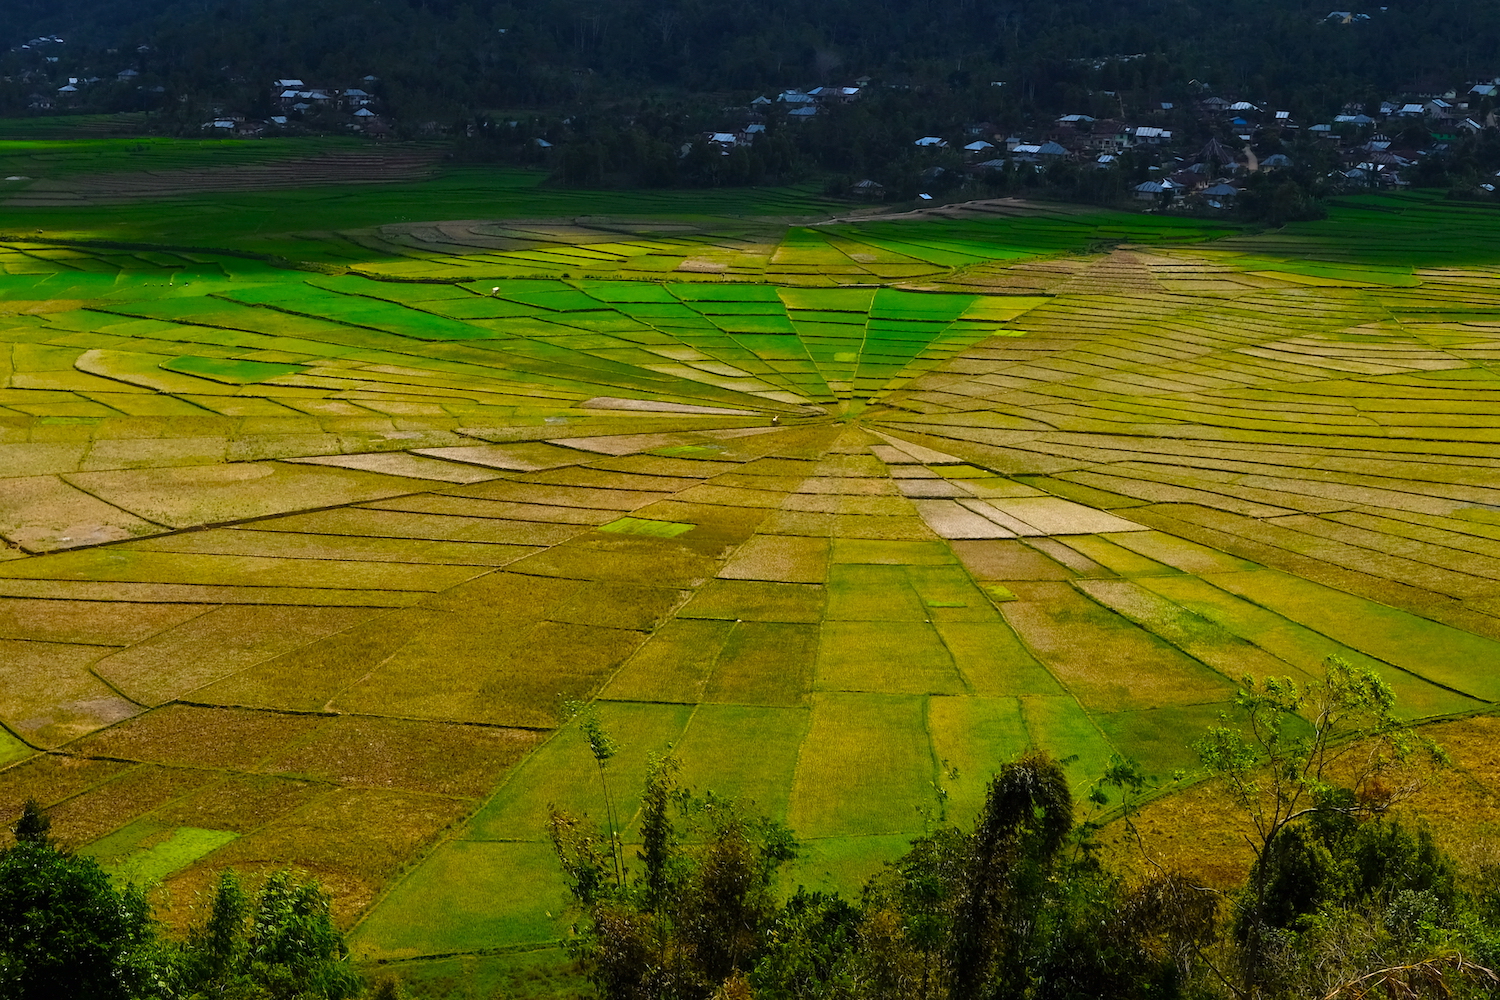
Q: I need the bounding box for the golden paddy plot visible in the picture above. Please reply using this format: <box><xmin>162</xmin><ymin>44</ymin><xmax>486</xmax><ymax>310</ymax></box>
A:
<box><xmin>0</xmin><ymin>192</ymin><xmax>1497</xmax><ymax>967</ymax></box>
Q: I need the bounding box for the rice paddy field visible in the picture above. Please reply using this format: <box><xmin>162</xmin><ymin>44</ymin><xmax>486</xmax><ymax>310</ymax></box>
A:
<box><xmin>0</xmin><ymin>134</ymin><xmax>1498</xmax><ymax>989</ymax></box>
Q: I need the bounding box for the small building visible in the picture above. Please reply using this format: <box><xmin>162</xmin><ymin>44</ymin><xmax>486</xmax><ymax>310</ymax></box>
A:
<box><xmin>1133</xmin><ymin>179</ymin><xmax>1173</xmax><ymax>201</ymax></box>
<box><xmin>851</xmin><ymin>179</ymin><xmax>885</xmax><ymax>198</ymax></box>
<box><xmin>914</xmin><ymin>136</ymin><xmax>949</xmax><ymax>148</ymax></box>
<box><xmin>1201</xmin><ymin>182</ymin><xmax>1239</xmax><ymax>209</ymax></box>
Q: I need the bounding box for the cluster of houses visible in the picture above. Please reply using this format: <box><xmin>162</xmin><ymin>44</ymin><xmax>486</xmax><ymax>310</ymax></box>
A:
<box><xmin>684</xmin><ymin>81</ymin><xmax>869</xmax><ymax>154</ymax></box>
<box><xmin>890</xmin><ymin>79</ymin><xmax>1500</xmax><ymax>206</ymax></box>
<box><xmin>4</xmin><ymin>34</ymin><xmax>164</xmax><ymax>111</ymax></box>
<box><xmin>197</xmin><ymin>77</ymin><xmax>387</xmax><ymax>136</ymax></box>
<box><xmin>681</xmin><ymin>72</ymin><xmax>1497</xmax><ymax>200</ymax></box>
<box><xmin>756</xmin><ymin>82</ymin><xmax>868</xmax><ymax>121</ymax></box>
<box><xmin>271</xmin><ymin>78</ymin><xmax>379</xmax><ymax>115</ymax></box>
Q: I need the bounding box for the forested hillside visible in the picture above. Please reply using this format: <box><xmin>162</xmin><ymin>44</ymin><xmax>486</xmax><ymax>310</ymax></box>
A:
<box><xmin>3</xmin><ymin>0</ymin><xmax>1498</xmax><ymax>121</ymax></box>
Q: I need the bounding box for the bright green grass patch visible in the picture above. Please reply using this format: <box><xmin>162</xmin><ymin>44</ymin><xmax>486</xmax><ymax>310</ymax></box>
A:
<box><xmin>870</xmin><ymin>288</ymin><xmax>976</xmax><ymax>321</ymax></box>
<box><xmin>788</xmin><ymin>693</ymin><xmax>935</xmax><ymax>838</ymax></box>
<box><xmin>1019</xmin><ymin>695</ymin><xmax>1117</xmax><ymax>791</ymax></box>
<box><xmin>107</xmin><ymin>826</ymin><xmax>239</xmax><ymax>886</ymax></box>
<box><xmin>0</xmin><ymin>729</ymin><xmax>34</xmax><ymax>767</ymax></box>
<box><xmin>159</xmin><ymin>356</ymin><xmax>303</xmax><ymax>384</ymax></box>
<box><xmin>673</xmin><ymin>705</ymin><xmax>810</xmax><ymax>822</ymax></box>
<box><xmin>465</xmin><ymin>702</ymin><xmax>694</xmax><ymax>841</ymax></box>
<box><xmin>314</xmin><ymin>276</ymin><xmax>471</xmax><ymax>303</ymax></box>
<box><xmin>576</xmin><ymin>280</ymin><xmax>680</xmax><ymax>303</ymax></box>
<box><xmin>498</xmin><ymin>289</ymin><xmax>604</xmax><ymax>312</ymax></box>
<box><xmin>598</xmin><ymin>516</ymin><xmax>696</xmax><ymax>538</ymax></box>
<box><xmin>220</xmin><ymin>285</ymin><xmax>497</xmax><ymax>341</ymax></box>
<box><xmin>687</xmin><ymin>301</ymin><xmax>786</xmax><ymax>316</ymax></box>
<box><xmin>712</xmin><ymin>314</ymin><xmax>798</xmax><ymax>335</ymax></box>
<box><xmin>350</xmin><ymin>841</ymin><xmax>571</xmax><ymax>958</ymax></box>
<box><xmin>669</xmin><ymin>283</ymin><xmax>783</xmax><ymax>302</ymax></box>
<box><xmin>927</xmin><ymin>696</ymin><xmax>1030</xmax><ymax>822</ymax></box>
<box><xmin>787</xmin><ymin>834</ymin><xmax>918</xmax><ymax>898</ymax></box>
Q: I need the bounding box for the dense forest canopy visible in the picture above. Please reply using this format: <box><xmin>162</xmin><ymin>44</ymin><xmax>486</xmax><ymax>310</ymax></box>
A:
<box><xmin>2</xmin><ymin>0</ymin><xmax>1498</xmax><ymax>120</ymax></box>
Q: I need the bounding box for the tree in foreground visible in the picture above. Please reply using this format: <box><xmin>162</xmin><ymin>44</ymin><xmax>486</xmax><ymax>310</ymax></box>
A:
<box><xmin>551</xmin><ymin>750</ymin><xmax>797</xmax><ymax>1000</ymax></box>
<box><xmin>172</xmin><ymin>869</ymin><xmax>361</xmax><ymax>1000</ymax></box>
<box><xmin>552</xmin><ymin>749</ymin><xmax>1185</xmax><ymax>1000</ymax></box>
<box><xmin>552</xmin><ymin>670</ymin><xmax>1500</xmax><ymax>1000</ymax></box>
<box><xmin>0</xmin><ymin>799</ymin><xmax>159</xmax><ymax>1000</ymax></box>
<box><xmin>0</xmin><ymin>796</ymin><xmax>365</xmax><ymax>1000</ymax></box>
<box><xmin>1191</xmin><ymin>656</ymin><xmax>1498</xmax><ymax>999</ymax></box>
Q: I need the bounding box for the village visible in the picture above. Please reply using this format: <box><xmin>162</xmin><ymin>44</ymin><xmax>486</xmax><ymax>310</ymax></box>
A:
<box><xmin>692</xmin><ymin>76</ymin><xmax>1500</xmax><ymax>206</ymax></box>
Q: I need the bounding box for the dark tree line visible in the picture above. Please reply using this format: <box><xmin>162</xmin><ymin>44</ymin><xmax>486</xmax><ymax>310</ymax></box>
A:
<box><xmin>3</xmin><ymin>0</ymin><xmax>1499</xmax><ymax>124</ymax></box>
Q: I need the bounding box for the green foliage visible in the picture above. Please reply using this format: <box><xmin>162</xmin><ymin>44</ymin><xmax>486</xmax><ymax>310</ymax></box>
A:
<box><xmin>0</xmin><ymin>840</ymin><xmax>159</xmax><ymax>1000</ymax></box>
<box><xmin>551</xmin><ymin>748</ymin><xmax>799</xmax><ymax>1000</ymax></box>
<box><xmin>0</xmin><ymin>796</ymin><xmax>363</xmax><ymax>1000</ymax></box>
<box><xmin>9</xmin><ymin>798</ymin><xmax>51</xmax><ymax>847</ymax></box>
<box><xmin>174</xmin><ymin>869</ymin><xmax>361</xmax><ymax>1000</ymax></box>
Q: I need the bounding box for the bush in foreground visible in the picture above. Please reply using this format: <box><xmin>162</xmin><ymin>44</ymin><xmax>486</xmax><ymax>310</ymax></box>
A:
<box><xmin>552</xmin><ymin>660</ymin><xmax>1500</xmax><ymax>1000</ymax></box>
<box><xmin>0</xmin><ymin>799</ymin><xmax>365</xmax><ymax>1000</ymax></box>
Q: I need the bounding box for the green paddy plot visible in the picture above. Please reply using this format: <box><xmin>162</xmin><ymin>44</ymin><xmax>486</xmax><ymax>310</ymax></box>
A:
<box><xmin>673</xmin><ymin>705</ymin><xmax>809</xmax><ymax>822</ymax></box>
<box><xmin>788</xmin><ymin>693</ymin><xmax>935</xmax><ymax>839</ymax></box>
<box><xmin>100</xmin><ymin>825</ymin><xmax>240</xmax><ymax>886</ymax></box>
<box><xmin>350</xmin><ymin>841</ymin><xmax>572</xmax><ymax>958</ymax></box>
<box><xmin>927</xmin><ymin>696</ymin><xmax>1030</xmax><ymax>821</ymax></box>
<box><xmin>465</xmin><ymin>702</ymin><xmax>694</xmax><ymax>842</ymax></box>
<box><xmin>3</xmin><ymin>146</ymin><xmax>1500</xmax><ymax>970</ymax></box>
